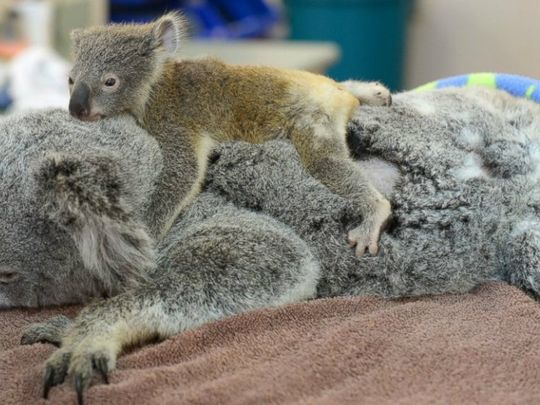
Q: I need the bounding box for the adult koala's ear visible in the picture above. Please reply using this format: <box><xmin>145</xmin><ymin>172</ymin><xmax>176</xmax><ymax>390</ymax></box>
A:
<box><xmin>70</xmin><ymin>29</ymin><xmax>83</xmax><ymax>51</ymax></box>
<box><xmin>150</xmin><ymin>12</ymin><xmax>186</xmax><ymax>55</ymax></box>
<box><xmin>34</xmin><ymin>153</ymin><xmax>155</xmax><ymax>292</ymax></box>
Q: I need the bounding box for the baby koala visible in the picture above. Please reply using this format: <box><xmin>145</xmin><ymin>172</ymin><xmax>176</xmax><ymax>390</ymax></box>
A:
<box><xmin>68</xmin><ymin>13</ymin><xmax>392</xmax><ymax>256</ymax></box>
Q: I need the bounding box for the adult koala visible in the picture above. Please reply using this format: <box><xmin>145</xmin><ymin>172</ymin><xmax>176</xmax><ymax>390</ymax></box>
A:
<box><xmin>2</xmin><ymin>87</ymin><xmax>540</xmax><ymax>403</ymax></box>
<box><xmin>0</xmin><ymin>110</ymin><xmax>319</xmax><ymax>309</ymax></box>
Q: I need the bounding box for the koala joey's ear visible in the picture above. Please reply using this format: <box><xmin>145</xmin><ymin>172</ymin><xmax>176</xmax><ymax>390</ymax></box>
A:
<box><xmin>151</xmin><ymin>12</ymin><xmax>186</xmax><ymax>55</ymax></box>
<box><xmin>34</xmin><ymin>153</ymin><xmax>154</xmax><ymax>292</ymax></box>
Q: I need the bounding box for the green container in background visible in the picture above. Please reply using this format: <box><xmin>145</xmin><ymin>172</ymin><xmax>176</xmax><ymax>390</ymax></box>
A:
<box><xmin>285</xmin><ymin>0</ymin><xmax>413</xmax><ymax>90</ymax></box>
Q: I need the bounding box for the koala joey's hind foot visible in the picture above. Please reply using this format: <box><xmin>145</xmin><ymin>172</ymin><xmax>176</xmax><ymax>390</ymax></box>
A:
<box><xmin>348</xmin><ymin>199</ymin><xmax>392</xmax><ymax>257</ymax></box>
<box><xmin>341</xmin><ymin>80</ymin><xmax>392</xmax><ymax>107</ymax></box>
<box><xmin>42</xmin><ymin>340</ymin><xmax>115</xmax><ymax>405</ymax></box>
<box><xmin>20</xmin><ymin>315</ymin><xmax>72</xmax><ymax>347</ymax></box>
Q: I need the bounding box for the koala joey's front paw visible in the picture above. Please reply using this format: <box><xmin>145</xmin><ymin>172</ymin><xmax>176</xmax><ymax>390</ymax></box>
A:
<box><xmin>341</xmin><ymin>80</ymin><xmax>392</xmax><ymax>107</ymax></box>
<box><xmin>20</xmin><ymin>315</ymin><xmax>72</xmax><ymax>347</ymax></box>
<box><xmin>42</xmin><ymin>340</ymin><xmax>116</xmax><ymax>405</ymax></box>
<box><xmin>348</xmin><ymin>199</ymin><xmax>392</xmax><ymax>257</ymax></box>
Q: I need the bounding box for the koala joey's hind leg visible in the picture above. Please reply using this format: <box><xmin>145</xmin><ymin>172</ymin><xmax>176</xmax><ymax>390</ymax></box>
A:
<box><xmin>20</xmin><ymin>315</ymin><xmax>72</xmax><ymax>347</ymax></box>
<box><xmin>347</xmin><ymin>200</ymin><xmax>392</xmax><ymax>256</ymax></box>
<box><xmin>340</xmin><ymin>80</ymin><xmax>392</xmax><ymax>107</ymax></box>
<box><xmin>291</xmin><ymin>126</ymin><xmax>392</xmax><ymax>257</ymax></box>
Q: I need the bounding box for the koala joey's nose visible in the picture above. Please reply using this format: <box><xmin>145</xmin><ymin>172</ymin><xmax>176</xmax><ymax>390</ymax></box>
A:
<box><xmin>71</xmin><ymin>104</ymin><xmax>88</xmax><ymax>119</ymax></box>
<box><xmin>69</xmin><ymin>83</ymin><xmax>91</xmax><ymax>120</ymax></box>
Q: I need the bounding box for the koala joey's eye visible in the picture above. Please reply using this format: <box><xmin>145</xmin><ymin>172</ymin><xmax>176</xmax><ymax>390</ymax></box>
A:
<box><xmin>68</xmin><ymin>77</ymin><xmax>74</xmax><ymax>86</ymax></box>
<box><xmin>102</xmin><ymin>74</ymin><xmax>120</xmax><ymax>92</ymax></box>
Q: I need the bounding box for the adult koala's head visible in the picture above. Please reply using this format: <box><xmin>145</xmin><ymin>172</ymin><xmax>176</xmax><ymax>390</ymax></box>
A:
<box><xmin>0</xmin><ymin>110</ymin><xmax>162</xmax><ymax>307</ymax></box>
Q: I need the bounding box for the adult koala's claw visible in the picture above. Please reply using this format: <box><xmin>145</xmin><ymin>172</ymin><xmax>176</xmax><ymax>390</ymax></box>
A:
<box><xmin>92</xmin><ymin>354</ymin><xmax>111</xmax><ymax>384</ymax></box>
<box><xmin>21</xmin><ymin>315</ymin><xmax>72</xmax><ymax>347</ymax></box>
<box><xmin>42</xmin><ymin>349</ymin><xmax>72</xmax><ymax>399</ymax></box>
<box><xmin>41</xmin><ymin>341</ymin><xmax>116</xmax><ymax>403</ymax></box>
<box><xmin>75</xmin><ymin>375</ymin><xmax>85</xmax><ymax>405</ymax></box>
<box><xmin>43</xmin><ymin>366</ymin><xmax>54</xmax><ymax>399</ymax></box>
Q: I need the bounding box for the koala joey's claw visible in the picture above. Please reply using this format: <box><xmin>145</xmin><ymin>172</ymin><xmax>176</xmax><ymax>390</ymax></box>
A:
<box><xmin>372</xmin><ymin>85</ymin><xmax>392</xmax><ymax>107</ymax></box>
<box><xmin>348</xmin><ymin>199</ymin><xmax>392</xmax><ymax>257</ymax></box>
<box><xmin>347</xmin><ymin>228</ymin><xmax>377</xmax><ymax>257</ymax></box>
<box><xmin>342</xmin><ymin>80</ymin><xmax>392</xmax><ymax>108</ymax></box>
<box><xmin>367</xmin><ymin>239</ymin><xmax>380</xmax><ymax>256</ymax></box>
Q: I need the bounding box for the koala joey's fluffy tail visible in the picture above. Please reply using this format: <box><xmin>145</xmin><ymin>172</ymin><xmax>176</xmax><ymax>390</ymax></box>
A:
<box><xmin>34</xmin><ymin>153</ymin><xmax>155</xmax><ymax>294</ymax></box>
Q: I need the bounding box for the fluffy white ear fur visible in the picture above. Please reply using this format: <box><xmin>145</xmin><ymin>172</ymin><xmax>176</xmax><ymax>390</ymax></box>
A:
<box><xmin>152</xmin><ymin>12</ymin><xmax>186</xmax><ymax>54</ymax></box>
<box><xmin>36</xmin><ymin>153</ymin><xmax>155</xmax><ymax>292</ymax></box>
<box><xmin>70</xmin><ymin>28</ymin><xmax>83</xmax><ymax>48</ymax></box>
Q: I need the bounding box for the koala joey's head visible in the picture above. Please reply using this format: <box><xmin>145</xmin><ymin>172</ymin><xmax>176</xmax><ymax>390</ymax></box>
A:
<box><xmin>68</xmin><ymin>12</ymin><xmax>186</xmax><ymax>121</ymax></box>
<box><xmin>0</xmin><ymin>110</ymin><xmax>160</xmax><ymax>308</ymax></box>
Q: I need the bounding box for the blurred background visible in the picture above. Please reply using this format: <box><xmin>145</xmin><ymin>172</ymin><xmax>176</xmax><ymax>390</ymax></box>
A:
<box><xmin>0</xmin><ymin>0</ymin><xmax>539</xmax><ymax>113</ymax></box>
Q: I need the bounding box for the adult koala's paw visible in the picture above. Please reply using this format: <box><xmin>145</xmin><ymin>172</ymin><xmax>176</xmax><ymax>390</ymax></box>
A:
<box><xmin>20</xmin><ymin>315</ymin><xmax>72</xmax><ymax>347</ymax></box>
<box><xmin>42</xmin><ymin>337</ymin><xmax>116</xmax><ymax>405</ymax></box>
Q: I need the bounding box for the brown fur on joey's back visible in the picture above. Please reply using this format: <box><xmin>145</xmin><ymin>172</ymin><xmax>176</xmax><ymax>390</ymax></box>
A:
<box><xmin>144</xmin><ymin>58</ymin><xmax>358</xmax><ymax>144</ymax></box>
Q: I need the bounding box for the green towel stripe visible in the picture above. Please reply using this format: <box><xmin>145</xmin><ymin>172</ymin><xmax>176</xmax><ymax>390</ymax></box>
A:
<box><xmin>415</xmin><ymin>81</ymin><xmax>438</xmax><ymax>92</ymax></box>
<box><xmin>526</xmin><ymin>85</ymin><xmax>536</xmax><ymax>99</ymax></box>
<box><xmin>467</xmin><ymin>73</ymin><xmax>497</xmax><ymax>88</ymax></box>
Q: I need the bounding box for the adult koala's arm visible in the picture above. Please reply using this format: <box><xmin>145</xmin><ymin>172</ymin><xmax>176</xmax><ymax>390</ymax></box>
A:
<box><xmin>13</xmin><ymin>125</ymin><xmax>318</xmax><ymax>401</ymax></box>
<box><xmin>39</xmin><ymin>203</ymin><xmax>320</xmax><ymax>402</ymax></box>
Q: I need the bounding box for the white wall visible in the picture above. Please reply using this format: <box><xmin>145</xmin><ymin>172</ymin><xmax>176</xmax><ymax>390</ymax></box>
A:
<box><xmin>406</xmin><ymin>0</ymin><xmax>540</xmax><ymax>88</ymax></box>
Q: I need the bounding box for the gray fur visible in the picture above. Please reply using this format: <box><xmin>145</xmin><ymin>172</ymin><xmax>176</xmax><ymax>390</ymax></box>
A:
<box><xmin>0</xmin><ymin>110</ymin><xmax>161</xmax><ymax>306</ymax></box>
<box><xmin>21</xmin><ymin>315</ymin><xmax>72</xmax><ymax>347</ymax></box>
<box><xmin>3</xmin><ymin>87</ymin><xmax>540</xmax><ymax>399</ymax></box>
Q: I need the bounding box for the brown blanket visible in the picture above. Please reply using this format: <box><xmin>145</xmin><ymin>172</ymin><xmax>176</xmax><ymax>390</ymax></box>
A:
<box><xmin>1</xmin><ymin>283</ymin><xmax>539</xmax><ymax>405</ymax></box>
